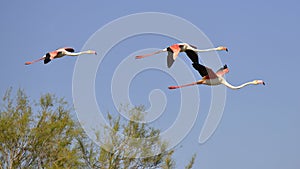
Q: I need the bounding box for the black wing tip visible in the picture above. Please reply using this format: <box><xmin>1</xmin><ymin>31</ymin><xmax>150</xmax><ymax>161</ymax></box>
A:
<box><xmin>192</xmin><ymin>63</ymin><xmax>208</xmax><ymax>77</ymax></box>
<box><xmin>65</xmin><ymin>48</ymin><xmax>75</xmax><ymax>52</ymax></box>
<box><xmin>44</xmin><ymin>53</ymin><xmax>51</xmax><ymax>64</ymax></box>
<box><xmin>189</xmin><ymin>44</ymin><xmax>197</xmax><ymax>49</ymax></box>
<box><xmin>44</xmin><ymin>58</ymin><xmax>51</xmax><ymax>64</ymax></box>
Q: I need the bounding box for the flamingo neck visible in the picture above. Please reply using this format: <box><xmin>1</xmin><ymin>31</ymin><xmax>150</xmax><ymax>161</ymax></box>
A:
<box><xmin>65</xmin><ymin>50</ymin><xmax>94</xmax><ymax>56</ymax></box>
<box><xmin>222</xmin><ymin>80</ymin><xmax>256</xmax><ymax>90</ymax></box>
<box><xmin>77</xmin><ymin>51</ymin><xmax>91</xmax><ymax>54</ymax></box>
<box><xmin>194</xmin><ymin>47</ymin><xmax>219</xmax><ymax>53</ymax></box>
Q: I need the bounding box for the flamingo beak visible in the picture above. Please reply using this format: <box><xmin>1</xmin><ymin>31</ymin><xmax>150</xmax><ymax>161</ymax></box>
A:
<box><xmin>263</xmin><ymin>82</ymin><xmax>265</xmax><ymax>85</ymax></box>
<box><xmin>225</xmin><ymin>48</ymin><xmax>228</xmax><ymax>52</ymax></box>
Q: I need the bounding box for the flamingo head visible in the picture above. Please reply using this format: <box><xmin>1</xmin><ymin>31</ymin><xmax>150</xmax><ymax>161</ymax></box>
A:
<box><xmin>87</xmin><ymin>50</ymin><xmax>97</xmax><ymax>55</ymax></box>
<box><xmin>253</xmin><ymin>80</ymin><xmax>265</xmax><ymax>85</ymax></box>
<box><xmin>222</xmin><ymin>65</ymin><xmax>229</xmax><ymax>74</ymax></box>
<box><xmin>25</xmin><ymin>62</ymin><xmax>32</xmax><ymax>65</ymax></box>
<box><xmin>216</xmin><ymin>46</ymin><xmax>228</xmax><ymax>52</ymax></box>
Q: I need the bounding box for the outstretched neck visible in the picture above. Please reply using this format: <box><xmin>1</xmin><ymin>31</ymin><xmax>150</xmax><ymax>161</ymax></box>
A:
<box><xmin>76</xmin><ymin>50</ymin><xmax>96</xmax><ymax>55</ymax></box>
<box><xmin>194</xmin><ymin>47</ymin><xmax>219</xmax><ymax>53</ymax></box>
<box><xmin>79</xmin><ymin>51</ymin><xmax>91</xmax><ymax>54</ymax></box>
<box><xmin>65</xmin><ymin>50</ymin><xmax>95</xmax><ymax>56</ymax></box>
<box><xmin>222</xmin><ymin>80</ymin><xmax>255</xmax><ymax>90</ymax></box>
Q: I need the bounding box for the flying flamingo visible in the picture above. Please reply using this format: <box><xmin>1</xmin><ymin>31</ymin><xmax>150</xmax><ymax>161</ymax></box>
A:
<box><xmin>25</xmin><ymin>47</ymin><xmax>97</xmax><ymax>65</ymax></box>
<box><xmin>168</xmin><ymin>63</ymin><xmax>265</xmax><ymax>90</ymax></box>
<box><xmin>135</xmin><ymin>43</ymin><xmax>228</xmax><ymax>68</ymax></box>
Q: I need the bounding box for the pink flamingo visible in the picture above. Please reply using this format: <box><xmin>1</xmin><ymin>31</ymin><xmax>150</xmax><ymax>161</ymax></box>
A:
<box><xmin>25</xmin><ymin>47</ymin><xmax>97</xmax><ymax>65</ymax></box>
<box><xmin>135</xmin><ymin>43</ymin><xmax>228</xmax><ymax>68</ymax></box>
<box><xmin>168</xmin><ymin>63</ymin><xmax>265</xmax><ymax>90</ymax></box>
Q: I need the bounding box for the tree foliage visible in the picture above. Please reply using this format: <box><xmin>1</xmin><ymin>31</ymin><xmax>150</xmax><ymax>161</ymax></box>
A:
<box><xmin>0</xmin><ymin>89</ymin><xmax>82</xmax><ymax>169</ymax></box>
<box><xmin>0</xmin><ymin>89</ymin><xmax>196</xmax><ymax>169</ymax></box>
<box><xmin>77</xmin><ymin>106</ymin><xmax>177</xmax><ymax>169</ymax></box>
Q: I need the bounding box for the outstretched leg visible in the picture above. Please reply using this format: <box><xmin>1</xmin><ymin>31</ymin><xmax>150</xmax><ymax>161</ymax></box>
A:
<box><xmin>135</xmin><ymin>50</ymin><xmax>165</xmax><ymax>59</ymax></box>
<box><xmin>168</xmin><ymin>80</ymin><xmax>204</xmax><ymax>90</ymax></box>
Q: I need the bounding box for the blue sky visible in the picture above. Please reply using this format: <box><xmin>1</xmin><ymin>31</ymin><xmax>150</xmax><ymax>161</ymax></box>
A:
<box><xmin>1</xmin><ymin>1</ymin><xmax>300</xmax><ymax>168</ymax></box>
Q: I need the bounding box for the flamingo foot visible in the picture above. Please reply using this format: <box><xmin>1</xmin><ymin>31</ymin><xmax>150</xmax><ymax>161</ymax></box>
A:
<box><xmin>135</xmin><ymin>55</ymin><xmax>144</xmax><ymax>59</ymax></box>
<box><xmin>168</xmin><ymin>86</ymin><xmax>180</xmax><ymax>90</ymax></box>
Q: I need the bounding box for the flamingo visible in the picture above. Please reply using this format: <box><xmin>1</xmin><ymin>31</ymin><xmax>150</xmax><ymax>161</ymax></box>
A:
<box><xmin>135</xmin><ymin>43</ymin><xmax>228</xmax><ymax>68</ymax></box>
<box><xmin>25</xmin><ymin>47</ymin><xmax>97</xmax><ymax>65</ymax></box>
<box><xmin>168</xmin><ymin>63</ymin><xmax>265</xmax><ymax>90</ymax></box>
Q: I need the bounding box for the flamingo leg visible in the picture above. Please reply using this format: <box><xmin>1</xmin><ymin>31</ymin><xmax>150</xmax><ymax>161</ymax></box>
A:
<box><xmin>135</xmin><ymin>50</ymin><xmax>165</xmax><ymax>59</ymax></box>
<box><xmin>168</xmin><ymin>79</ymin><xmax>205</xmax><ymax>90</ymax></box>
<box><xmin>25</xmin><ymin>57</ymin><xmax>45</xmax><ymax>65</ymax></box>
<box><xmin>168</xmin><ymin>82</ymin><xmax>199</xmax><ymax>90</ymax></box>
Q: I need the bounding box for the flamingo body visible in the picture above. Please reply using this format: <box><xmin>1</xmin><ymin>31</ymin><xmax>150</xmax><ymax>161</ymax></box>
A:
<box><xmin>168</xmin><ymin>63</ymin><xmax>265</xmax><ymax>90</ymax></box>
<box><xmin>136</xmin><ymin>43</ymin><xmax>228</xmax><ymax>68</ymax></box>
<box><xmin>25</xmin><ymin>47</ymin><xmax>96</xmax><ymax>65</ymax></box>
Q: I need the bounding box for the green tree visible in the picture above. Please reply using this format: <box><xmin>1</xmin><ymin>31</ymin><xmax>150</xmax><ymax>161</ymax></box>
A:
<box><xmin>0</xmin><ymin>89</ymin><xmax>83</xmax><ymax>169</ymax></box>
<box><xmin>0</xmin><ymin>89</ymin><xmax>196</xmax><ymax>169</ymax></box>
<box><xmin>77</xmin><ymin>106</ymin><xmax>196</xmax><ymax>169</ymax></box>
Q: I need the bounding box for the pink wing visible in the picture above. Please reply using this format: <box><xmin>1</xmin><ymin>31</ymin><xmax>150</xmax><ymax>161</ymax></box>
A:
<box><xmin>56</xmin><ymin>47</ymin><xmax>75</xmax><ymax>52</ymax></box>
<box><xmin>169</xmin><ymin>44</ymin><xmax>180</xmax><ymax>60</ymax></box>
<box><xmin>216</xmin><ymin>65</ymin><xmax>229</xmax><ymax>76</ymax></box>
<box><xmin>48</xmin><ymin>51</ymin><xmax>60</xmax><ymax>60</ymax></box>
<box><xmin>167</xmin><ymin>44</ymin><xmax>181</xmax><ymax>68</ymax></box>
<box><xmin>192</xmin><ymin>63</ymin><xmax>218</xmax><ymax>79</ymax></box>
<box><xmin>204</xmin><ymin>66</ymin><xmax>218</xmax><ymax>79</ymax></box>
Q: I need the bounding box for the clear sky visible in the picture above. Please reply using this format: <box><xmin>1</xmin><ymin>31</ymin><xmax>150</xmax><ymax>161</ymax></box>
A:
<box><xmin>1</xmin><ymin>1</ymin><xmax>300</xmax><ymax>168</ymax></box>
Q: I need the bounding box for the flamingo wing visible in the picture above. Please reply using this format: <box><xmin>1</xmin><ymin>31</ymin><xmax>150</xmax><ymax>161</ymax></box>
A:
<box><xmin>216</xmin><ymin>64</ymin><xmax>229</xmax><ymax>76</ymax></box>
<box><xmin>44</xmin><ymin>51</ymin><xmax>61</xmax><ymax>64</ymax></box>
<box><xmin>192</xmin><ymin>63</ymin><xmax>218</xmax><ymax>79</ymax></box>
<box><xmin>188</xmin><ymin>44</ymin><xmax>197</xmax><ymax>49</ymax></box>
<box><xmin>61</xmin><ymin>47</ymin><xmax>75</xmax><ymax>52</ymax></box>
<box><xmin>167</xmin><ymin>44</ymin><xmax>180</xmax><ymax>68</ymax></box>
<box><xmin>167</xmin><ymin>51</ymin><xmax>175</xmax><ymax>68</ymax></box>
<box><xmin>56</xmin><ymin>47</ymin><xmax>75</xmax><ymax>52</ymax></box>
<box><xmin>63</xmin><ymin>47</ymin><xmax>75</xmax><ymax>52</ymax></box>
<box><xmin>44</xmin><ymin>53</ymin><xmax>52</xmax><ymax>64</ymax></box>
<box><xmin>184</xmin><ymin>50</ymin><xmax>199</xmax><ymax>64</ymax></box>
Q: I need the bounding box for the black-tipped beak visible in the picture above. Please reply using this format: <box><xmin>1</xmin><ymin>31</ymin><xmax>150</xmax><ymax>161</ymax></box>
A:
<box><xmin>225</xmin><ymin>48</ymin><xmax>229</xmax><ymax>52</ymax></box>
<box><xmin>263</xmin><ymin>82</ymin><xmax>265</xmax><ymax>85</ymax></box>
